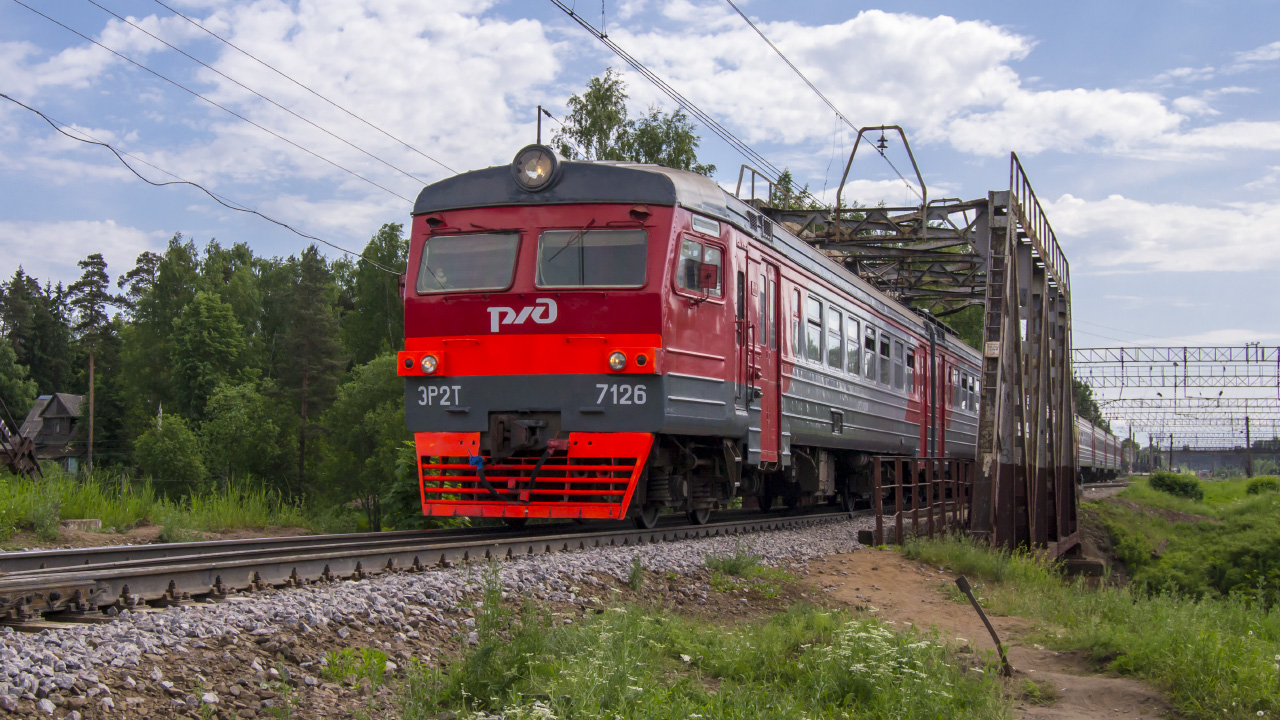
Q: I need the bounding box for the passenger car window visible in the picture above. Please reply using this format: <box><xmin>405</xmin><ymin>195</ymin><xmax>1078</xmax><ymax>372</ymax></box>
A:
<box><xmin>905</xmin><ymin>348</ymin><xmax>915</xmax><ymax>394</ymax></box>
<box><xmin>826</xmin><ymin>308</ymin><xmax>843</xmax><ymax>369</ymax></box>
<box><xmin>805</xmin><ymin>297</ymin><xmax>822</xmax><ymax>362</ymax></box>
<box><xmin>879</xmin><ymin>333</ymin><xmax>891</xmax><ymax>385</ymax></box>
<box><xmin>675</xmin><ymin>237</ymin><xmax>723</xmax><ymax>297</ymax></box>
<box><xmin>538</xmin><ymin>229</ymin><xmax>647</xmax><ymax>287</ymax></box>
<box><xmin>863</xmin><ymin>326</ymin><xmax>877</xmax><ymax>381</ymax></box>
<box><xmin>418</xmin><ymin>233</ymin><xmax>519</xmax><ymax>293</ymax></box>
<box><xmin>893</xmin><ymin>340</ymin><xmax>905</xmax><ymax>390</ymax></box>
<box><xmin>846</xmin><ymin>317</ymin><xmax>860</xmax><ymax>376</ymax></box>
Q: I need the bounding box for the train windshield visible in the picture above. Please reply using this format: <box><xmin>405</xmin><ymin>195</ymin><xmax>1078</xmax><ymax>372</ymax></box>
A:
<box><xmin>536</xmin><ymin>229</ymin><xmax>647</xmax><ymax>288</ymax></box>
<box><xmin>417</xmin><ymin>233</ymin><xmax>519</xmax><ymax>293</ymax></box>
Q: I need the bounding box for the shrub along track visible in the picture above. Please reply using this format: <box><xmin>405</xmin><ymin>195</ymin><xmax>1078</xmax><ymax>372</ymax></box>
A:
<box><xmin>0</xmin><ymin>509</ymin><xmax>857</xmax><ymax>626</ymax></box>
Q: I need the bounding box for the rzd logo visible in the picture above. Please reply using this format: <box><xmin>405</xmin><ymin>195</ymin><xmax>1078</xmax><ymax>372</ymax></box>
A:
<box><xmin>488</xmin><ymin>298</ymin><xmax>557</xmax><ymax>333</ymax></box>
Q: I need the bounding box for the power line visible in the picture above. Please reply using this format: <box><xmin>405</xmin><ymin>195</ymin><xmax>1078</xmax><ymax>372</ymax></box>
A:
<box><xmin>149</xmin><ymin>0</ymin><xmax>456</xmax><ymax>175</ymax></box>
<box><xmin>1</xmin><ymin>93</ymin><xmax>401</xmax><ymax>275</ymax></box>
<box><xmin>549</xmin><ymin>0</ymin><xmax>783</xmax><ymax>180</ymax></box>
<box><xmin>11</xmin><ymin>0</ymin><xmax>414</xmax><ymax>204</ymax></box>
<box><xmin>85</xmin><ymin>0</ymin><xmax>433</xmax><ymax>187</ymax></box>
<box><xmin>721</xmin><ymin>0</ymin><xmax>921</xmax><ymax>201</ymax></box>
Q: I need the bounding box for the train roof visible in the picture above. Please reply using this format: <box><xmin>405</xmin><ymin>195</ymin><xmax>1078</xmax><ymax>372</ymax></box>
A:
<box><xmin>413</xmin><ymin>153</ymin><xmax>981</xmax><ymax>363</ymax></box>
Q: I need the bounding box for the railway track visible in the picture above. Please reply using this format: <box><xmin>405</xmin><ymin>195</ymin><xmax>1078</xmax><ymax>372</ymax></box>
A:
<box><xmin>0</xmin><ymin>509</ymin><xmax>859</xmax><ymax>625</ymax></box>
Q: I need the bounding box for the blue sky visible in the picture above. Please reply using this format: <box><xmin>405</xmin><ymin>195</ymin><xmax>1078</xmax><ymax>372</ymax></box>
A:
<box><xmin>2</xmin><ymin>0</ymin><xmax>1277</xmax><ymax>358</ymax></box>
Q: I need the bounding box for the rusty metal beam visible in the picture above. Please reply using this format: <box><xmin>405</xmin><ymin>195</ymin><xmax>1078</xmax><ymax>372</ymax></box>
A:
<box><xmin>970</xmin><ymin>154</ymin><xmax>1077</xmax><ymax>552</ymax></box>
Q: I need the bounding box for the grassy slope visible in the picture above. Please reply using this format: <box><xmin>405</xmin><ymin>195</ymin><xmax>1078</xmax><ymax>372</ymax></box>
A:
<box><xmin>903</xmin><ymin>529</ymin><xmax>1280</xmax><ymax>719</ymax></box>
<box><xmin>400</xmin><ymin>567</ymin><xmax>1010</xmax><ymax>720</ymax></box>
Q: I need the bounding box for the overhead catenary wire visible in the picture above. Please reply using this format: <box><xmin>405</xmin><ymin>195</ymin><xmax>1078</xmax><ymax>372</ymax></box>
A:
<box><xmin>721</xmin><ymin>0</ymin><xmax>922</xmax><ymax>201</ymax></box>
<box><xmin>148</xmin><ymin>0</ymin><xmax>456</xmax><ymax>176</ymax></box>
<box><xmin>549</xmin><ymin>0</ymin><xmax>785</xmax><ymax>181</ymax></box>
<box><xmin>11</xmin><ymin>0</ymin><xmax>415</xmax><ymax>204</ymax></box>
<box><xmin>1</xmin><ymin>92</ymin><xmax>402</xmax><ymax>276</ymax></box>
<box><xmin>85</xmin><ymin>0</ymin><xmax>434</xmax><ymax>187</ymax></box>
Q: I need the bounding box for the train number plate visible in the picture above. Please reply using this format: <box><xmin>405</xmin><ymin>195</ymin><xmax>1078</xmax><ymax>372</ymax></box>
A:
<box><xmin>595</xmin><ymin>383</ymin><xmax>648</xmax><ymax>405</ymax></box>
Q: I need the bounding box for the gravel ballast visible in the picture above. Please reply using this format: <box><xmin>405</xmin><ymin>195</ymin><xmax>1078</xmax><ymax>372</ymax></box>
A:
<box><xmin>0</xmin><ymin>515</ymin><xmax>873</xmax><ymax>715</ymax></box>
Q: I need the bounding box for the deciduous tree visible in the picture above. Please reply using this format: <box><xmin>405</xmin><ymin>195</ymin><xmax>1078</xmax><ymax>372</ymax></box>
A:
<box><xmin>553</xmin><ymin>68</ymin><xmax>715</xmax><ymax>176</ymax></box>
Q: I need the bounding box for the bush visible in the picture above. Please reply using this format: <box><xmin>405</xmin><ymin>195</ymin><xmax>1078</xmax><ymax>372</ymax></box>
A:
<box><xmin>1245</xmin><ymin>476</ymin><xmax>1280</xmax><ymax>495</ymax></box>
<box><xmin>134</xmin><ymin>415</ymin><xmax>208</xmax><ymax>491</ymax></box>
<box><xmin>1149</xmin><ymin>470</ymin><xmax>1204</xmax><ymax>501</ymax></box>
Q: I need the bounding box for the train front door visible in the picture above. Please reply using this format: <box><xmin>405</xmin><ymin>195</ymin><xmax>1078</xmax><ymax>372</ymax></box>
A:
<box><xmin>747</xmin><ymin>256</ymin><xmax>780</xmax><ymax>464</ymax></box>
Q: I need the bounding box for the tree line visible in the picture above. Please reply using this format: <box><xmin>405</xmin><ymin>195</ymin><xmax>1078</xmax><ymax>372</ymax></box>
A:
<box><xmin>0</xmin><ymin>225</ymin><xmax>413</xmax><ymax>530</ymax></box>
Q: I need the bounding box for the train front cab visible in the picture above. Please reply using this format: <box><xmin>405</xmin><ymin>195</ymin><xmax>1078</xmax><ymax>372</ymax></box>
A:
<box><xmin>398</xmin><ymin>193</ymin><xmax>680</xmax><ymax>524</ymax></box>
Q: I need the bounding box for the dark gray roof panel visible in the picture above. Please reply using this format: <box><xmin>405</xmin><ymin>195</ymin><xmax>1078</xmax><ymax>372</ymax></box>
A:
<box><xmin>412</xmin><ymin>161</ymin><xmax>731</xmax><ymax>221</ymax></box>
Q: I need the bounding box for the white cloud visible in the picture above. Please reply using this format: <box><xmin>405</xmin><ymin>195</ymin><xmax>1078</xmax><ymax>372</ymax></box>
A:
<box><xmin>1230</xmin><ymin>40</ymin><xmax>1280</xmax><ymax>69</ymax></box>
<box><xmin>0</xmin><ymin>220</ymin><xmax>165</xmax><ymax>285</ymax></box>
<box><xmin>1171</xmin><ymin>95</ymin><xmax>1219</xmax><ymax>116</ymax></box>
<box><xmin>1152</xmin><ymin>65</ymin><xmax>1216</xmax><ymax>85</ymax></box>
<box><xmin>1044</xmin><ymin>194</ymin><xmax>1280</xmax><ymax>273</ymax></box>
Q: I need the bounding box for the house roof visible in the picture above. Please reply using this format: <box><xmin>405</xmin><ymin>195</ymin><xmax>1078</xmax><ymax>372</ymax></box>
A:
<box><xmin>20</xmin><ymin>393</ymin><xmax>85</xmax><ymax>453</ymax></box>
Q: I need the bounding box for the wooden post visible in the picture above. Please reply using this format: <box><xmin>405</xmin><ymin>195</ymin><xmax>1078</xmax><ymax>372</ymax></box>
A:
<box><xmin>87</xmin><ymin>351</ymin><xmax>94</xmax><ymax>476</ymax></box>
<box><xmin>873</xmin><ymin>456</ymin><xmax>884</xmax><ymax>545</ymax></box>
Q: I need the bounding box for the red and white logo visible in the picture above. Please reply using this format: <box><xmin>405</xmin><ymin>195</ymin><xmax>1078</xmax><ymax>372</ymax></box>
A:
<box><xmin>488</xmin><ymin>298</ymin><xmax>557</xmax><ymax>333</ymax></box>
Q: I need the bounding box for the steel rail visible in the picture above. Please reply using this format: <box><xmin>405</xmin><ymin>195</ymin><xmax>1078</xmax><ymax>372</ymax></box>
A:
<box><xmin>0</xmin><ymin>523</ymin><xmax>574</xmax><ymax>575</ymax></box>
<box><xmin>0</xmin><ymin>511</ymin><xmax>857</xmax><ymax>623</ymax></box>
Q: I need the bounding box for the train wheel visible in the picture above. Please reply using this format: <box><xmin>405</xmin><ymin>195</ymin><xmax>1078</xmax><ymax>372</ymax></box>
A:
<box><xmin>503</xmin><ymin>517</ymin><xmax>528</xmax><ymax>528</ymax></box>
<box><xmin>783</xmin><ymin>493</ymin><xmax>800</xmax><ymax>511</ymax></box>
<box><xmin>757</xmin><ymin>494</ymin><xmax>774</xmax><ymax>512</ymax></box>
<box><xmin>634</xmin><ymin>505</ymin><xmax>660</xmax><ymax>530</ymax></box>
<box><xmin>840</xmin><ymin>491</ymin><xmax>855</xmax><ymax>514</ymax></box>
<box><xmin>687</xmin><ymin>507</ymin><xmax>712</xmax><ymax>525</ymax></box>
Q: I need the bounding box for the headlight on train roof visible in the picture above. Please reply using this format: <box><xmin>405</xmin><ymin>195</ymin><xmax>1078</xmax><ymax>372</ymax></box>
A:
<box><xmin>608</xmin><ymin>351</ymin><xmax>627</xmax><ymax>371</ymax></box>
<box><xmin>512</xmin><ymin>144</ymin><xmax>559</xmax><ymax>191</ymax></box>
<box><xmin>420</xmin><ymin>355</ymin><xmax>439</xmax><ymax>375</ymax></box>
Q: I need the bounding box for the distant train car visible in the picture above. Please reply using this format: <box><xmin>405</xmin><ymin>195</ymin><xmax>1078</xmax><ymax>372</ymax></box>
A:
<box><xmin>399</xmin><ymin>146</ymin><xmax>1101</xmax><ymax>527</ymax></box>
<box><xmin>1076</xmin><ymin>416</ymin><xmax>1121</xmax><ymax>482</ymax></box>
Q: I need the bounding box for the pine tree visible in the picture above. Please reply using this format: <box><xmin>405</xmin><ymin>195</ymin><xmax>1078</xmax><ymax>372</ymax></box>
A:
<box><xmin>278</xmin><ymin>246</ymin><xmax>347</xmax><ymax>495</ymax></box>
<box><xmin>341</xmin><ymin>223</ymin><xmax>407</xmax><ymax>365</ymax></box>
<box><xmin>67</xmin><ymin>253</ymin><xmax>122</xmax><ymax>472</ymax></box>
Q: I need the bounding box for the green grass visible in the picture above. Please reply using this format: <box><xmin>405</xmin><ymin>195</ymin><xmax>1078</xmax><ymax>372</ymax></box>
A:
<box><xmin>1092</xmin><ymin>476</ymin><xmax>1280</xmax><ymax>603</ymax></box>
<box><xmin>321</xmin><ymin>648</ymin><xmax>389</xmax><ymax>686</ymax></box>
<box><xmin>1117</xmin><ymin>474</ymin><xmax>1251</xmax><ymax>517</ymax></box>
<box><xmin>0</xmin><ymin>466</ymin><xmax>323</xmax><ymax>543</ymax></box>
<box><xmin>705</xmin><ymin>545</ymin><xmax>796</xmax><ymax>598</ymax></box>
<box><xmin>401</xmin><ymin>601</ymin><xmax>1010</xmax><ymax>720</ymax></box>
<box><xmin>902</xmin><ymin>534</ymin><xmax>1280</xmax><ymax>720</ymax></box>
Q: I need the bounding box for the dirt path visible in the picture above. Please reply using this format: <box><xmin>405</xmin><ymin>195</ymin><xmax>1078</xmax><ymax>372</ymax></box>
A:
<box><xmin>804</xmin><ymin>549</ymin><xmax>1170</xmax><ymax>719</ymax></box>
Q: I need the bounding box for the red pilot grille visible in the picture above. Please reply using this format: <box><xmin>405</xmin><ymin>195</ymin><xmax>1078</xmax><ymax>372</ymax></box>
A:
<box><xmin>414</xmin><ymin>432</ymin><xmax>654</xmax><ymax>520</ymax></box>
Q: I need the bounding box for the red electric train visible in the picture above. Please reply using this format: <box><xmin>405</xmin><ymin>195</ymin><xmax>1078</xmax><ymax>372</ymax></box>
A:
<box><xmin>398</xmin><ymin>145</ymin><xmax>1106</xmax><ymax>528</ymax></box>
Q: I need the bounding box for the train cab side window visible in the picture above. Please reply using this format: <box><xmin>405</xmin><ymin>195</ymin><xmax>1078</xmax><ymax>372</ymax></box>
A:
<box><xmin>805</xmin><ymin>296</ymin><xmax>822</xmax><ymax>363</ymax></box>
<box><xmin>792</xmin><ymin>289</ymin><xmax>801</xmax><ymax>357</ymax></box>
<box><xmin>906</xmin><ymin>348</ymin><xmax>915</xmax><ymax>394</ymax></box>
<box><xmin>959</xmin><ymin>373</ymin><xmax>969</xmax><ymax>409</ymax></box>
<box><xmin>878</xmin><ymin>333</ymin><xmax>891</xmax><ymax>385</ymax></box>
<box><xmin>768</xmin><ymin>280</ymin><xmax>778</xmax><ymax>349</ymax></box>
<box><xmin>736</xmin><ymin>271</ymin><xmax>746</xmax><ymax>345</ymax></box>
<box><xmin>846</xmin><ymin>317</ymin><xmax>861</xmax><ymax>376</ymax></box>
<box><xmin>892</xmin><ymin>340</ymin><xmax>905</xmax><ymax>390</ymax></box>
<box><xmin>826</xmin><ymin>307</ymin><xmax>843</xmax><ymax>369</ymax></box>
<box><xmin>863</xmin><ymin>325</ymin><xmax>877</xmax><ymax>381</ymax></box>
<box><xmin>758</xmin><ymin>273</ymin><xmax>767</xmax><ymax>347</ymax></box>
<box><xmin>972</xmin><ymin>378</ymin><xmax>980</xmax><ymax>410</ymax></box>
<box><xmin>951</xmin><ymin>368</ymin><xmax>959</xmax><ymax>407</ymax></box>
<box><xmin>675</xmin><ymin>238</ymin><xmax>723</xmax><ymax>297</ymax></box>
